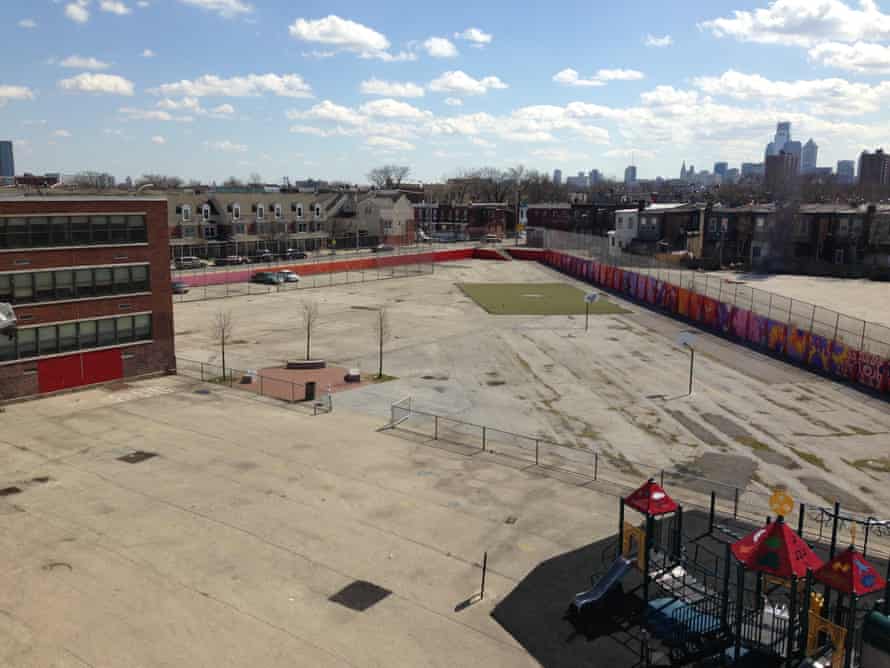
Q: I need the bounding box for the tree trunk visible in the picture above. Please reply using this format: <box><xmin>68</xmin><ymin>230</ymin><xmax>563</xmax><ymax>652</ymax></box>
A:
<box><xmin>306</xmin><ymin>329</ymin><xmax>311</xmax><ymax>360</ymax></box>
<box><xmin>378</xmin><ymin>335</ymin><xmax>383</xmax><ymax>378</ymax></box>
<box><xmin>221</xmin><ymin>338</ymin><xmax>226</xmax><ymax>380</ymax></box>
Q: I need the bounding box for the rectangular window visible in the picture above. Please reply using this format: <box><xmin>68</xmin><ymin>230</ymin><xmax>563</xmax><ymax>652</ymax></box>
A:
<box><xmin>75</xmin><ymin>268</ymin><xmax>94</xmax><ymax>297</ymax></box>
<box><xmin>0</xmin><ymin>274</ymin><xmax>10</xmax><ymax>302</ymax></box>
<box><xmin>17</xmin><ymin>328</ymin><xmax>37</xmax><ymax>359</ymax></box>
<box><xmin>256</xmin><ymin>205</ymin><xmax>265</xmax><ymax>220</ymax></box>
<box><xmin>131</xmin><ymin>265</ymin><xmax>148</xmax><ymax>291</ymax></box>
<box><xmin>127</xmin><ymin>215</ymin><xmax>146</xmax><ymax>242</ymax></box>
<box><xmin>7</xmin><ymin>218</ymin><xmax>28</xmax><ymax>248</ymax></box>
<box><xmin>109</xmin><ymin>215</ymin><xmax>128</xmax><ymax>243</ymax></box>
<box><xmin>97</xmin><ymin>319</ymin><xmax>116</xmax><ymax>346</ymax></box>
<box><xmin>12</xmin><ymin>274</ymin><xmax>33</xmax><ymax>302</ymax></box>
<box><xmin>34</xmin><ymin>272</ymin><xmax>54</xmax><ymax>301</ymax></box>
<box><xmin>134</xmin><ymin>314</ymin><xmax>151</xmax><ymax>340</ymax></box>
<box><xmin>58</xmin><ymin>323</ymin><xmax>78</xmax><ymax>352</ymax></box>
<box><xmin>91</xmin><ymin>216</ymin><xmax>109</xmax><ymax>243</ymax></box>
<box><xmin>51</xmin><ymin>216</ymin><xmax>70</xmax><ymax>245</ymax></box>
<box><xmin>0</xmin><ymin>331</ymin><xmax>14</xmax><ymax>362</ymax></box>
<box><xmin>95</xmin><ymin>268</ymin><xmax>113</xmax><ymax>296</ymax></box>
<box><xmin>70</xmin><ymin>216</ymin><xmax>90</xmax><ymax>244</ymax></box>
<box><xmin>117</xmin><ymin>316</ymin><xmax>134</xmax><ymax>343</ymax></box>
<box><xmin>56</xmin><ymin>270</ymin><xmax>74</xmax><ymax>299</ymax></box>
<box><xmin>79</xmin><ymin>320</ymin><xmax>97</xmax><ymax>348</ymax></box>
<box><xmin>182</xmin><ymin>206</ymin><xmax>191</xmax><ymax>222</ymax></box>
<box><xmin>29</xmin><ymin>217</ymin><xmax>50</xmax><ymax>246</ymax></box>
<box><xmin>38</xmin><ymin>325</ymin><xmax>58</xmax><ymax>355</ymax></box>
<box><xmin>113</xmin><ymin>266</ymin><xmax>130</xmax><ymax>292</ymax></box>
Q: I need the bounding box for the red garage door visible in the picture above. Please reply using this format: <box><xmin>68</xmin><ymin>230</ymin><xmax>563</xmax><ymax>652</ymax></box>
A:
<box><xmin>82</xmin><ymin>349</ymin><xmax>123</xmax><ymax>386</ymax></box>
<box><xmin>38</xmin><ymin>354</ymin><xmax>83</xmax><ymax>394</ymax></box>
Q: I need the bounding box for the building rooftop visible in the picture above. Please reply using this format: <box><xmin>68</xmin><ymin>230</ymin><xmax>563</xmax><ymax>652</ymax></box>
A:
<box><xmin>0</xmin><ymin>194</ymin><xmax>165</xmax><ymax>202</ymax></box>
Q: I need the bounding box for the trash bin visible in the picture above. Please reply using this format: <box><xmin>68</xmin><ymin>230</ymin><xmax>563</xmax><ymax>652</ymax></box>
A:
<box><xmin>305</xmin><ymin>381</ymin><xmax>316</xmax><ymax>401</ymax></box>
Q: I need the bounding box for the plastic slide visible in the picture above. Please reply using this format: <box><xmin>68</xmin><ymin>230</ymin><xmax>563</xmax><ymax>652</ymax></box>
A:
<box><xmin>570</xmin><ymin>556</ymin><xmax>633</xmax><ymax>615</ymax></box>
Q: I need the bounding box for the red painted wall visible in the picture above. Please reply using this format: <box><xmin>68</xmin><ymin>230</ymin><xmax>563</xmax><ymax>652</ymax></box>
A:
<box><xmin>82</xmin><ymin>349</ymin><xmax>123</xmax><ymax>385</ymax></box>
<box><xmin>37</xmin><ymin>355</ymin><xmax>83</xmax><ymax>394</ymax></box>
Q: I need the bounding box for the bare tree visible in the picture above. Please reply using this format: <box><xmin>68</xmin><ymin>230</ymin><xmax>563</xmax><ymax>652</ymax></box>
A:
<box><xmin>376</xmin><ymin>306</ymin><xmax>390</xmax><ymax>379</ymax></box>
<box><xmin>211</xmin><ymin>310</ymin><xmax>234</xmax><ymax>378</ymax></box>
<box><xmin>367</xmin><ymin>165</ymin><xmax>411</xmax><ymax>188</ymax></box>
<box><xmin>248</xmin><ymin>172</ymin><xmax>264</xmax><ymax>187</ymax></box>
<box><xmin>301</xmin><ymin>300</ymin><xmax>319</xmax><ymax>360</ymax></box>
<box><xmin>223</xmin><ymin>176</ymin><xmax>245</xmax><ymax>188</ymax></box>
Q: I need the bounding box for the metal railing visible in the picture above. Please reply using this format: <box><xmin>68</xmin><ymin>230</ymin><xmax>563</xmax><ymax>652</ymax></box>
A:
<box><xmin>538</xmin><ymin>229</ymin><xmax>890</xmax><ymax>359</ymax></box>
<box><xmin>175</xmin><ymin>356</ymin><xmax>332</xmax><ymax>415</ymax></box>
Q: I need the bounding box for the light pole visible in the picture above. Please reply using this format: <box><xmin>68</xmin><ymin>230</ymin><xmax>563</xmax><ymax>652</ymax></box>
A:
<box><xmin>677</xmin><ymin>331</ymin><xmax>697</xmax><ymax>395</ymax></box>
<box><xmin>584</xmin><ymin>292</ymin><xmax>599</xmax><ymax>332</ymax></box>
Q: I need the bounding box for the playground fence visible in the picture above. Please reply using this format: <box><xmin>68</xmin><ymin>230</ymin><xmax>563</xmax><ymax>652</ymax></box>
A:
<box><xmin>175</xmin><ymin>356</ymin><xmax>332</xmax><ymax>415</ymax></box>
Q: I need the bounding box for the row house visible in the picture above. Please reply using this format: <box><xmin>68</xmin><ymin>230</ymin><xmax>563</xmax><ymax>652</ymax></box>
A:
<box><xmin>413</xmin><ymin>202</ymin><xmax>514</xmax><ymax>241</ymax></box>
<box><xmin>703</xmin><ymin>204</ymin><xmax>774</xmax><ymax>269</ymax></box>
<box><xmin>866</xmin><ymin>206</ymin><xmax>890</xmax><ymax>278</ymax></box>
<box><xmin>355</xmin><ymin>193</ymin><xmax>415</xmax><ymax>245</ymax></box>
<box><xmin>166</xmin><ymin>190</ymin><xmax>349</xmax><ymax>259</ymax></box>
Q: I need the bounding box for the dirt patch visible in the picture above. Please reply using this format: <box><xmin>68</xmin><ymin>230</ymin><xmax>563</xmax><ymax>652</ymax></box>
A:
<box><xmin>665</xmin><ymin>410</ymin><xmax>725</xmax><ymax>447</ymax></box>
<box><xmin>789</xmin><ymin>447</ymin><xmax>829</xmax><ymax>471</ymax></box>
<box><xmin>800</xmin><ymin>476</ymin><xmax>872</xmax><ymax>514</ymax></box>
<box><xmin>699</xmin><ymin>412</ymin><xmax>797</xmax><ymax>468</ymax></box>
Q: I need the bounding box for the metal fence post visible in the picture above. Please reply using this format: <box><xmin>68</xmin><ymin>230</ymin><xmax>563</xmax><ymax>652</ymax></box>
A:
<box><xmin>594</xmin><ymin>452</ymin><xmax>598</xmax><ymax>480</ymax></box>
<box><xmin>434</xmin><ymin>415</ymin><xmax>438</xmax><ymax>440</ymax></box>
<box><xmin>659</xmin><ymin>469</ymin><xmax>664</xmax><ymax>487</ymax></box>
<box><xmin>733</xmin><ymin>488</ymin><xmax>739</xmax><ymax>519</ymax></box>
<box><xmin>482</xmin><ymin>426</ymin><xmax>487</xmax><ymax>452</ymax></box>
<box><xmin>860</xmin><ymin>320</ymin><xmax>868</xmax><ymax>352</ymax></box>
<box><xmin>535</xmin><ymin>439</ymin><xmax>539</xmax><ymax>466</ymax></box>
<box><xmin>200</xmin><ymin>362</ymin><xmax>205</xmax><ymax>381</ymax></box>
<box><xmin>259</xmin><ymin>374</ymin><xmax>263</xmax><ymax>395</ymax></box>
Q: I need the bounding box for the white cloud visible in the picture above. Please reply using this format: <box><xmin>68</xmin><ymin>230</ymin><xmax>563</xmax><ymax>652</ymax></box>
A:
<box><xmin>604</xmin><ymin>147</ymin><xmax>656</xmax><ymax>159</ymax></box>
<box><xmin>809</xmin><ymin>40</ymin><xmax>890</xmax><ymax>73</ymax></box>
<box><xmin>359</xmin><ymin>78</ymin><xmax>424</xmax><ymax>98</ymax></box>
<box><xmin>366</xmin><ymin>136</ymin><xmax>415</xmax><ymax>151</ymax></box>
<box><xmin>59</xmin><ymin>55</ymin><xmax>111</xmax><ymax>70</ymax></box>
<box><xmin>469</xmin><ymin>136</ymin><xmax>494</xmax><ymax>148</ymax></box>
<box><xmin>454</xmin><ymin>27</ymin><xmax>492</xmax><ymax>46</ymax></box>
<box><xmin>100</xmin><ymin>0</ymin><xmax>131</xmax><ymax>14</ymax></box>
<box><xmin>553</xmin><ymin>68</ymin><xmax>644</xmax><ymax>87</ymax></box>
<box><xmin>692</xmin><ymin>69</ymin><xmax>890</xmax><ymax>115</ymax></box>
<box><xmin>151</xmin><ymin>135</ymin><xmax>166</xmax><ymax>144</ymax></box>
<box><xmin>53</xmin><ymin>129</ymin><xmax>72</xmax><ymax>138</ymax></box>
<box><xmin>142</xmin><ymin>48</ymin><xmax>155</xmax><ymax>58</ymax></box>
<box><xmin>644</xmin><ymin>34</ymin><xmax>673</xmax><ymax>47</ymax></box>
<box><xmin>152</xmin><ymin>73</ymin><xmax>312</xmax><ymax>98</ymax></box>
<box><xmin>428</xmin><ymin>71</ymin><xmax>508</xmax><ymax>95</ymax></box>
<box><xmin>289</xmin><ymin>124</ymin><xmax>331</xmax><ymax>137</ymax></box>
<box><xmin>104</xmin><ymin>128</ymin><xmax>123</xmax><ymax>135</ymax></box>
<box><xmin>18</xmin><ymin>18</ymin><xmax>37</xmax><ymax>29</ymax></box>
<box><xmin>444</xmin><ymin>97</ymin><xmax>463</xmax><ymax>106</ymax></box>
<box><xmin>59</xmin><ymin>73</ymin><xmax>135</xmax><ymax>95</ymax></box>
<box><xmin>119</xmin><ymin>107</ymin><xmax>193</xmax><ymax>121</ymax></box>
<box><xmin>137</xmin><ymin>1</ymin><xmax>149</xmax><ymax>6</ymax></box>
<box><xmin>288</xmin><ymin>15</ymin><xmax>412</xmax><ymax>61</ymax></box>
<box><xmin>359</xmin><ymin>98</ymin><xmax>431</xmax><ymax>120</ymax></box>
<box><xmin>0</xmin><ymin>85</ymin><xmax>35</xmax><ymax>107</ymax></box>
<box><xmin>177</xmin><ymin>0</ymin><xmax>252</xmax><ymax>18</ymax></box>
<box><xmin>424</xmin><ymin>37</ymin><xmax>458</xmax><ymax>58</ymax></box>
<box><xmin>640</xmin><ymin>85</ymin><xmax>702</xmax><ymax>107</ymax></box>
<box><xmin>65</xmin><ymin>1</ymin><xmax>90</xmax><ymax>23</ymax></box>
<box><xmin>205</xmin><ymin>139</ymin><xmax>248</xmax><ymax>152</ymax></box>
<box><xmin>157</xmin><ymin>97</ymin><xmax>201</xmax><ymax>111</ymax></box>
<box><xmin>288</xmin><ymin>100</ymin><xmax>366</xmax><ymax>125</ymax></box>
<box><xmin>700</xmin><ymin>0</ymin><xmax>890</xmax><ymax>47</ymax></box>
<box><xmin>210</xmin><ymin>103</ymin><xmax>235</xmax><ymax>114</ymax></box>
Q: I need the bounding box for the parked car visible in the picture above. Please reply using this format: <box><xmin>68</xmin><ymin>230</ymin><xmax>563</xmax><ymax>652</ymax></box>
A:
<box><xmin>174</xmin><ymin>256</ymin><xmax>207</xmax><ymax>270</ymax></box>
<box><xmin>215</xmin><ymin>255</ymin><xmax>250</xmax><ymax>266</ymax></box>
<box><xmin>252</xmin><ymin>250</ymin><xmax>275</xmax><ymax>263</ymax></box>
<box><xmin>483</xmin><ymin>234</ymin><xmax>501</xmax><ymax>244</ymax></box>
<box><xmin>251</xmin><ymin>271</ymin><xmax>283</xmax><ymax>285</ymax></box>
<box><xmin>277</xmin><ymin>270</ymin><xmax>300</xmax><ymax>283</ymax></box>
<box><xmin>373</xmin><ymin>244</ymin><xmax>395</xmax><ymax>253</ymax></box>
<box><xmin>171</xmin><ymin>281</ymin><xmax>190</xmax><ymax>294</ymax></box>
<box><xmin>283</xmin><ymin>249</ymin><xmax>308</xmax><ymax>260</ymax></box>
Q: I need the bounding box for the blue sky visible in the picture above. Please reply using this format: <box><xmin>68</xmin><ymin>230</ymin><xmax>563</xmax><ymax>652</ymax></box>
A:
<box><xmin>4</xmin><ymin>0</ymin><xmax>890</xmax><ymax>183</ymax></box>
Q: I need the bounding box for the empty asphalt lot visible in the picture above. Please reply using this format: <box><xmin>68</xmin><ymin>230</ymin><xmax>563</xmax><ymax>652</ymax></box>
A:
<box><xmin>1</xmin><ymin>376</ymin><xmax>625</xmax><ymax>667</ymax></box>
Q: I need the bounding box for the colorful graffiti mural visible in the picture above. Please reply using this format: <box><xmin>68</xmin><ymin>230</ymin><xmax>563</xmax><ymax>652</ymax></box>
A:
<box><xmin>787</xmin><ymin>327</ymin><xmax>811</xmax><ymax>363</ymax></box>
<box><xmin>718</xmin><ymin>303</ymin><xmax>733</xmax><ymax>335</ymax></box>
<box><xmin>747</xmin><ymin>314</ymin><xmax>768</xmax><ymax>347</ymax></box>
<box><xmin>767</xmin><ymin>320</ymin><xmax>788</xmax><ymax>354</ymax></box>
<box><xmin>858</xmin><ymin>353</ymin><xmax>890</xmax><ymax>392</ymax></box>
<box><xmin>662</xmin><ymin>283</ymin><xmax>679</xmax><ymax>313</ymax></box>
<box><xmin>807</xmin><ymin>335</ymin><xmax>831</xmax><ymax>372</ymax></box>
<box><xmin>701</xmin><ymin>297</ymin><xmax>719</xmax><ymax>328</ymax></box>
<box><xmin>677</xmin><ymin>288</ymin><xmax>690</xmax><ymax>317</ymax></box>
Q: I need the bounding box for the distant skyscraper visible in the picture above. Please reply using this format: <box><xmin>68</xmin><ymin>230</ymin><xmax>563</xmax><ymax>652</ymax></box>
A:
<box><xmin>765</xmin><ymin>121</ymin><xmax>793</xmax><ymax>160</ymax></box>
<box><xmin>741</xmin><ymin>162</ymin><xmax>765</xmax><ymax>178</ymax></box>
<box><xmin>0</xmin><ymin>141</ymin><xmax>14</xmax><ymax>183</ymax></box>
<box><xmin>713</xmin><ymin>162</ymin><xmax>728</xmax><ymax>181</ymax></box>
<box><xmin>589</xmin><ymin>169</ymin><xmax>602</xmax><ymax>185</ymax></box>
<box><xmin>565</xmin><ymin>171</ymin><xmax>588</xmax><ymax>189</ymax></box>
<box><xmin>858</xmin><ymin>150</ymin><xmax>890</xmax><ymax>186</ymax></box>
<box><xmin>553</xmin><ymin>169</ymin><xmax>562</xmax><ymax>186</ymax></box>
<box><xmin>802</xmin><ymin>139</ymin><xmax>818</xmax><ymax>173</ymax></box>
<box><xmin>837</xmin><ymin>160</ymin><xmax>855</xmax><ymax>185</ymax></box>
<box><xmin>765</xmin><ymin>151</ymin><xmax>799</xmax><ymax>194</ymax></box>
<box><xmin>680</xmin><ymin>161</ymin><xmax>687</xmax><ymax>179</ymax></box>
<box><xmin>624</xmin><ymin>165</ymin><xmax>637</xmax><ymax>185</ymax></box>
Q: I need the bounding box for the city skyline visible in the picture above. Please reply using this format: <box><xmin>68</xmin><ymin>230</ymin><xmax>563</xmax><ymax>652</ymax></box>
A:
<box><xmin>5</xmin><ymin>0</ymin><xmax>890</xmax><ymax>183</ymax></box>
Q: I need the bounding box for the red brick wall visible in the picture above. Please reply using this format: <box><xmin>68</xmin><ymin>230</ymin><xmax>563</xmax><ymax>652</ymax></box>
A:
<box><xmin>0</xmin><ymin>198</ymin><xmax>175</xmax><ymax>399</ymax></box>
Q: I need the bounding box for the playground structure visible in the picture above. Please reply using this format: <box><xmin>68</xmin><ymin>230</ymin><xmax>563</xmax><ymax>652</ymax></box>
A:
<box><xmin>567</xmin><ymin>479</ymin><xmax>890</xmax><ymax>667</ymax></box>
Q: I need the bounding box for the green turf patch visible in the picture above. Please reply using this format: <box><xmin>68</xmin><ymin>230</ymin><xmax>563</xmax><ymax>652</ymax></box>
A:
<box><xmin>458</xmin><ymin>283</ymin><xmax>630</xmax><ymax>316</ymax></box>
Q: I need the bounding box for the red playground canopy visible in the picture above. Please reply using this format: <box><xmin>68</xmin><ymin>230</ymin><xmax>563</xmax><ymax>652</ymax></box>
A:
<box><xmin>815</xmin><ymin>546</ymin><xmax>887</xmax><ymax>596</ymax></box>
<box><xmin>624</xmin><ymin>479</ymin><xmax>678</xmax><ymax>516</ymax></box>
<box><xmin>731</xmin><ymin>517</ymin><xmax>823</xmax><ymax>578</ymax></box>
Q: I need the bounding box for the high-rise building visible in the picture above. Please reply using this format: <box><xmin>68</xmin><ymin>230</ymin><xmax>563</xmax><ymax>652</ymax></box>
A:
<box><xmin>784</xmin><ymin>141</ymin><xmax>802</xmax><ymax>169</ymax></box>
<box><xmin>802</xmin><ymin>139</ymin><xmax>818</xmax><ymax>173</ymax></box>
<box><xmin>713</xmin><ymin>162</ymin><xmax>728</xmax><ymax>181</ymax></box>
<box><xmin>0</xmin><ymin>141</ymin><xmax>14</xmax><ymax>184</ymax></box>
<box><xmin>624</xmin><ymin>165</ymin><xmax>637</xmax><ymax>185</ymax></box>
<box><xmin>741</xmin><ymin>162</ymin><xmax>765</xmax><ymax>178</ymax></box>
<box><xmin>837</xmin><ymin>160</ymin><xmax>855</xmax><ymax>185</ymax></box>
<box><xmin>765</xmin><ymin>151</ymin><xmax>799</xmax><ymax>194</ymax></box>
<box><xmin>858</xmin><ymin>150</ymin><xmax>890</xmax><ymax>186</ymax></box>
<box><xmin>553</xmin><ymin>169</ymin><xmax>562</xmax><ymax>186</ymax></box>
<box><xmin>765</xmin><ymin>121</ymin><xmax>793</xmax><ymax>160</ymax></box>
<box><xmin>589</xmin><ymin>169</ymin><xmax>602</xmax><ymax>185</ymax></box>
<box><xmin>565</xmin><ymin>171</ymin><xmax>588</xmax><ymax>189</ymax></box>
<box><xmin>680</xmin><ymin>161</ymin><xmax>687</xmax><ymax>179</ymax></box>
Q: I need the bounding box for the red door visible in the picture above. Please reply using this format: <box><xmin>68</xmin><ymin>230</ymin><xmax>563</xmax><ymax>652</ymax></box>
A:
<box><xmin>82</xmin><ymin>349</ymin><xmax>123</xmax><ymax>385</ymax></box>
<box><xmin>38</xmin><ymin>355</ymin><xmax>84</xmax><ymax>393</ymax></box>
